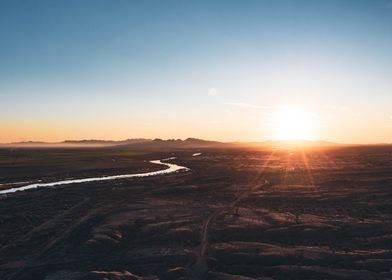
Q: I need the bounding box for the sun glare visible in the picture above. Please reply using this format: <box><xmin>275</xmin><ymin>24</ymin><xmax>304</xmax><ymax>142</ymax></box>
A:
<box><xmin>272</xmin><ymin>107</ymin><xmax>316</xmax><ymax>140</ymax></box>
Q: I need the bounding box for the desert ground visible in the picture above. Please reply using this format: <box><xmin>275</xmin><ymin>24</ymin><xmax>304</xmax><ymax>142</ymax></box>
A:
<box><xmin>0</xmin><ymin>146</ymin><xmax>392</xmax><ymax>279</ymax></box>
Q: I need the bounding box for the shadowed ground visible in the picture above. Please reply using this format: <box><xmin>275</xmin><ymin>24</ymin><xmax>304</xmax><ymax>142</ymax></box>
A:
<box><xmin>0</xmin><ymin>146</ymin><xmax>392</xmax><ymax>279</ymax></box>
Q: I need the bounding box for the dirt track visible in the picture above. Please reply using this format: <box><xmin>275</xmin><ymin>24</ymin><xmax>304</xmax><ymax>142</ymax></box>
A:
<box><xmin>190</xmin><ymin>178</ymin><xmax>269</xmax><ymax>279</ymax></box>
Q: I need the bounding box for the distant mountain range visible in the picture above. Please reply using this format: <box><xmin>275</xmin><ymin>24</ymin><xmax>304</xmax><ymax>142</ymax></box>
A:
<box><xmin>0</xmin><ymin>138</ymin><xmax>351</xmax><ymax>148</ymax></box>
<box><xmin>0</xmin><ymin>138</ymin><xmax>224</xmax><ymax>148</ymax></box>
<box><xmin>5</xmin><ymin>138</ymin><xmax>392</xmax><ymax>148</ymax></box>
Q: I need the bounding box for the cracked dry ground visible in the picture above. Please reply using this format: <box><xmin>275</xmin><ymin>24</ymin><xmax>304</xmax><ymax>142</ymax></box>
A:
<box><xmin>1</xmin><ymin>147</ymin><xmax>392</xmax><ymax>280</ymax></box>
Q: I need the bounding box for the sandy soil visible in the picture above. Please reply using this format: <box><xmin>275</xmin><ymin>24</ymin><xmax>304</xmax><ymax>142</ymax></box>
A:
<box><xmin>0</xmin><ymin>146</ymin><xmax>392</xmax><ymax>279</ymax></box>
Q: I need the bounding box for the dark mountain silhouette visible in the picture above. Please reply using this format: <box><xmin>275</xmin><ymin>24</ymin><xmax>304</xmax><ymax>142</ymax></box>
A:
<box><xmin>0</xmin><ymin>138</ymin><xmax>222</xmax><ymax>148</ymax></box>
<box><xmin>0</xmin><ymin>138</ymin><xmax>364</xmax><ymax>148</ymax></box>
<box><xmin>63</xmin><ymin>138</ymin><xmax>151</xmax><ymax>145</ymax></box>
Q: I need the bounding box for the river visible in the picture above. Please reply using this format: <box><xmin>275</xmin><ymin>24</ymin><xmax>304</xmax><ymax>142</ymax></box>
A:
<box><xmin>0</xmin><ymin>158</ymin><xmax>189</xmax><ymax>195</ymax></box>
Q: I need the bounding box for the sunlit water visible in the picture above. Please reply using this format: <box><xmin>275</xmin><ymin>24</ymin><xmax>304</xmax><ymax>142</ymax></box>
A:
<box><xmin>0</xmin><ymin>159</ymin><xmax>189</xmax><ymax>195</ymax></box>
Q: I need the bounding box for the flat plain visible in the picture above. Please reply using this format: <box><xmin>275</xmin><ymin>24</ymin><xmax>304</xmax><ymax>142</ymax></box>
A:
<box><xmin>0</xmin><ymin>146</ymin><xmax>392</xmax><ymax>280</ymax></box>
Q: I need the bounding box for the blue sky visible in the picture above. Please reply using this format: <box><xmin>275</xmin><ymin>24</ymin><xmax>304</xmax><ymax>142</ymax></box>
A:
<box><xmin>1</xmin><ymin>0</ymin><xmax>392</xmax><ymax>143</ymax></box>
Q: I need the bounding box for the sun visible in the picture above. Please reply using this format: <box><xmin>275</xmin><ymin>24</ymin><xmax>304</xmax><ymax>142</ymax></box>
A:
<box><xmin>271</xmin><ymin>107</ymin><xmax>316</xmax><ymax>140</ymax></box>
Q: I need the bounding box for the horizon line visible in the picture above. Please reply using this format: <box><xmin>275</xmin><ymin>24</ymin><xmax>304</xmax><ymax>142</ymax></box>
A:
<box><xmin>0</xmin><ymin>137</ymin><xmax>391</xmax><ymax>146</ymax></box>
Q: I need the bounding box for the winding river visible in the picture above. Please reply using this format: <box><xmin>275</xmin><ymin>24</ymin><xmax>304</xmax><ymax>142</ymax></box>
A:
<box><xmin>0</xmin><ymin>158</ymin><xmax>189</xmax><ymax>195</ymax></box>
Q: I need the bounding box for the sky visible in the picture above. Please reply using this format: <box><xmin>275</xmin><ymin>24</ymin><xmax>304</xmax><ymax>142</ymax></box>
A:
<box><xmin>1</xmin><ymin>0</ymin><xmax>392</xmax><ymax>143</ymax></box>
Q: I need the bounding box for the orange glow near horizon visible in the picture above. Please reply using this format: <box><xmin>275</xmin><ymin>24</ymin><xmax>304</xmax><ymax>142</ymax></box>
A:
<box><xmin>1</xmin><ymin>107</ymin><xmax>392</xmax><ymax>144</ymax></box>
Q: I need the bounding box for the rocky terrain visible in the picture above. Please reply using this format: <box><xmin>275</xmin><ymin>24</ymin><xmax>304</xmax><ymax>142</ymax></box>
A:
<box><xmin>0</xmin><ymin>146</ymin><xmax>391</xmax><ymax>279</ymax></box>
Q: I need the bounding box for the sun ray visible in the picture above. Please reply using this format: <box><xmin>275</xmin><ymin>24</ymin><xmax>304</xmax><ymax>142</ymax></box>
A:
<box><xmin>300</xmin><ymin>148</ymin><xmax>315</xmax><ymax>187</ymax></box>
